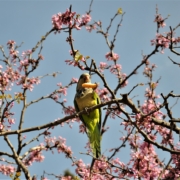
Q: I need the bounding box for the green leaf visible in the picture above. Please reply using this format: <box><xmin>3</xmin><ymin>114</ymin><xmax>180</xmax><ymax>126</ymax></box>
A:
<box><xmin>7</xmin><ymin>94</ymin><xmax>12</xmax><ymax>99</ymax></box>
<box><xmin>75</xmin><ymin>51</ymin><xmax>83</xmax><ymax>61</ymax></box>
<box><xmin>117</xmin><ymin>8</ymin><xmax>123</xmax><ymax>15</ymax></box>
<box><xmin>151</xmin><ymin>82</ymin><xmax>156</xmax><ymax>90</ymax></box>
<box><xmin>16</xmin><ymin>172</ymin><xmax>21</xmax><ymax>177</ymax></box>
<box><xmin>41</xmin><ymin>36</ymin><xmax>46</xmax><ymax>40</ymax></box>
<box><xmin>85</xmin><ymin>56</ymin><xmax>90</xmax><ymax>60</ymax></box>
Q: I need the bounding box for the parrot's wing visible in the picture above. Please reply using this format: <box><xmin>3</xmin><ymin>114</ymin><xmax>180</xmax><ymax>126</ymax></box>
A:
<box><xmin>94</xmin><ymin>92</ymin><xmax>101</xmax><ymax>131</ymax></box>
<box><xmin>74</xmin><ymin>95</ymin><xmax>87</xmax><ymax>128</ymax></box>
<box><xmin>74</xmin><ymin>92</ymin><xmax>101</xmax><ymax>131</ymax></box>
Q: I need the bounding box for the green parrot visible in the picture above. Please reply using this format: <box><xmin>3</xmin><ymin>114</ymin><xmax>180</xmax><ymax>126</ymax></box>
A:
<box><xmin>74</xmin><ymin>73</ymin><xmax>101</xmax><ymax>159</ymax></box>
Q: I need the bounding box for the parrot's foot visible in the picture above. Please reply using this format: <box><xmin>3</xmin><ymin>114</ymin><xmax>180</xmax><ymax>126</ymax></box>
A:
<box><xmin>84</xmin><ymin>107</ymin><xmax>90</xmax><ymax>115</ymax></box>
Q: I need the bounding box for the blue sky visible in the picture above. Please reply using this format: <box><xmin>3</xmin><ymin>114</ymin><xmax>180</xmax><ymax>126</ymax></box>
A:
<box><xmin>0</xmin><ymin>0</ymin><xmax>180</xmax><ymax>179</ymax></box>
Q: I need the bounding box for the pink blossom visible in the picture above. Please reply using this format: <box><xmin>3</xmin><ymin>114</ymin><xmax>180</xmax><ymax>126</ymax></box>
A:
<box><xmin>96</xmin><ymin>88</ymin><xmax>111</xmax><ymax>102</ymax></box>
<box><xmin>52</xmin><ymin>9</ymin><xmax>76</xmax><ymax>30</ymax></box>
<box><xmin>23</xmin><ymin>150</ymin><xmax>45</xmax><ymax>166</ymax></box>
<box><xmin>71</xmin><ymin>77</ymin><xmax>78</xmax><ymax>83</ymax></box>
<box><xmin>20</xmin><ymin>77</ymin><xmax>40</xmax><ymax>91</ymax></box>
<box><xmin>96</xmin><ymin>21</ymin><xmax>101</xmax><ymax>26</ymax></box>
<box><xmin>65</xmin><ymin>59</ymin><xmax>79</xmax><ymax>67</ymax></box>
<box><xmin>57</xmin><ymin>82</ymin><xmax>62</xmax><ymax>87</ymax></box>
<box><xmin>9</xmin><ymin>102</ymin><xmax>14</xmax><ymax>109</ymax></box>
<box><xmin>56</xmin><ymin>137</ymin><xmax>72</xmax><ymax>157</ymax></box>
<box><xmin>22</xmin><ymin>83</ymin><xmax>34</xmax><ymax>91</ymax></box>
<box><xmin>58</xmin><ymin>87</ymin><xmax>67</xmax><ymax>96</ymax></box>
<box><xmin>99</xmin><ymin>62</ymin><xmax>108</xmax><ymax>72</ymax></box>
<box><xmin>173</xmin><ymin>36</ymin><xmax>180</xmax><ymax>45</ymax></box>
<box><xmin>0</xmin><ymin>164</ymin><xmax>16</xmax><ymax>176</ymax></box>
<box><xmin>8</xmin><ymin>118</ymin><xmax>15</xmax><ymax>125</ymax></box>
<box><xmin>154</xmin><ymin>14</ymin><xmax>166</xmax><ymax>28</ymax></box>
<box><xmin>45</xmin><ymin>137</ymin><xmax>57</xmax><ymax>145</ymax></box>
<box><xmin>95</xmin><ymin>159</ymin><xmax>108</xmax><ymax>171</ymax></box>
<box><xmin>63</xmin><ymin>106</ymin><xmax>75</xmax><ymax>115</ymax></box>
<box><xmin>81</xmin><ymin>14</ymin><xmax>91</xmax><ymax>24</ymax></box>
<box><xmin>18</xmin><ymin>59</ymin><xmax>29</xmax><ymax>71</ymax></box>
<box><xmin>0</xmin><ymin>123</ymin><xmax>3</xmax><ymax>130</ymax></box>
<box><xmin>9</xmin><ymin>49</ymin><xmax>19</xmax><ymax>57</ymax></box>
<box><xmin>129</xmin><ymin>142</ymin><xmax>161</xmax><ymax>179</ymax></box>
<box><xmin>27</xmin><ymin>77</ymin><xmax>40</xmax><ymax>85</ymax></box>
<box><xmin>0</xmin><ymin>67</ymin><xmax>20</xmax><ymax>91</ymax></box>
<box><xmin>21</xmin><ymin>50</ymin><xmax>32</xmax><ymax>58</ymax></box>
<box><xmin>38</xmin><ymin>54</ymin><xmax>44</xmax><ymax>60</ymax></box>
<box><xmin>86</xmin><ymin>24</ymin><xmax>96</xmax><ymax>32</ymax></box>
<box><xmin>110</xmin><ymin>64</ymin><xmax>122</xmax><ymax>74</ymax></box>
<box><xmin>118</xmin><ymin>73</ymin><xmax>128</xmax><ymax>88</ymax></box>
<box><xmin>7</xmin><ymin>40</ymin><xmax>16</xmax><ymax>49</ymax></box>
<box><xmin>79</xmin><ymin>124</ymin><xmax>86</xmax><ymax>134</ymax></box>
<box><xmin>105</xmin><ymin>52</ymin><xmax>119</xmax><ymax>61</ymax></box>
<box><xmin>151</xmin><ymin>34</ymin><xmax>170</xmax><ymax>53</ymax></box>
<box><xmin>112</xmin><ymin>158</ymin><xmax>125</xmax><ymax>168</ymax></box>
<box><xmin>51</xmin><ymin>94</ymin><xmax>59</xmax><ymax>101</ymax></box>
<box><xmin>74</xmin><ymin>25</ymin><xmax>81</xmax><ymax>30</ymax></box>
<box><xmin>69</xmin><ymin>50</ymin><xmax>73</xmax><ymax>56</ymax></box>
<box><xmin>42</xmin><ymin>178</ymin><xmax>49</xmax><ymax>180</ymax></box>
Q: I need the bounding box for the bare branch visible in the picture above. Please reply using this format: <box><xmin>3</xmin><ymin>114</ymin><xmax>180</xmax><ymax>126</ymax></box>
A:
<box><xmin>87</xmin><ymin>0</ymin><xmax>93</xmax><ymax>14</ymax></box>
<box><xmin>4</xmin><ymin>136</ymin><xmax>31</xmax><ymax>179</ymax></box>
<box><xmin>168</xmin><ymin>56</ymin><xmax>180</xmax><ymax>66</ymax></box>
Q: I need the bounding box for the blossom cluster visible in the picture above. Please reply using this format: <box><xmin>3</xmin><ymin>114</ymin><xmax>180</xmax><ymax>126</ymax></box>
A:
<box><xmin>0</xmin><ymin>164</ymin><xmax>16</xmax><ymax>176</ymax></box>
<box><xmin>130</xmin><ymin>142</ymin><xmax>162</xmax><ymax>179</ymax></box>
<box><xmin>1</xmin><ymin>102</ymin><xmax>16</xmax><ymax>130</ymax></box>
<box><xmin>51</xmin><ymin>83</ymin><xmax>68</xmax><ymax>101</ymax></box>
<box><xmin>151</xmin><ymin>34</ymin><xmax>170</xmax><ymax>53</ymax></box>
<box><xmin>99</xmin><ymin>62</ymin><xmax>108</xmax><ymax>72</ymax></box>
<box><xmin>105</xmin><ymin>52</ymin><xmax>119</xmax><ymax>61</ymax></box>
<box><xmin>154</xmin><ymin>14</ymin><xmax>166</xmax><ymax>28</ymax></box>
<box><xmin>63</xmin><ymin>106</ymin><xmax>76</xmax><ymax>116</ymax></box>
<box><xmin>23</xmin><ymin>148</ymin><xmax>45</xmax><ymax>166</ymax></box>
<box><xmin>45</xmin><ymin>136</ymin><xmax>73</xmax><ymax>157</ymax></box>
<box><xmin>74</xmin><ymin>158</ymin><xmax>112</xmax><ymax>180</ymax></box>
<box><xmin>151</xmin><ymin>32</ymin><xmax>180</xmax><ymax>54</ymax></box>
<box><xmin>73</xmin><ymin>156</ymin><xmax>141</xmax><ymax>179</ymax></box>
<box><xmin>0</xmin><ymin>40</ymin><xmax>44</xmax><ymax>93</ymax></box>
<box><xmin>7</xmin><ymin>40</ymin><xmax>19</xmax><ymax>60</ymax></box>
<box><xmin>95</xmin><ymin>88</ymin><xmax>111</xmax><ymax>102</ymax></box>
<box><xmin>0</xmin><ymin>67</ymin><xmax>20</xmax><ymax>91</ymax></box>
<box><xmin>52</xmin><ymin>9</ymin><xmax>91</xmax><ymax>31</ymax></box>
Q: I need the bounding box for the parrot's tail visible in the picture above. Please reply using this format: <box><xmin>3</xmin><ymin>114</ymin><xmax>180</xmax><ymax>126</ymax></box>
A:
<box><xmin>88</xmin><ymin>124</ymin><xmax>101</xmax><ymax>158</ymax></box>
<box><xmin>89</xmin><ymin>125</ymin><xmax>101</xmax><ymax>173</ymax></box>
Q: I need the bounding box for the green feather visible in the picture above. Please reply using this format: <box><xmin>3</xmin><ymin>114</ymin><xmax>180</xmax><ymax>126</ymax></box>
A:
<box><xmin>74</xmin><ymin>90</ymin><xmax>101</xmax><ymax>158</ymax></box>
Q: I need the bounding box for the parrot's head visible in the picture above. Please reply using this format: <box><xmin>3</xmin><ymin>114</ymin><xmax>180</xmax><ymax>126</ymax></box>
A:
<box><xmin>76</xmin><ymin>73</ymin><xmax>92</xmax><ymax>97</ymax></box>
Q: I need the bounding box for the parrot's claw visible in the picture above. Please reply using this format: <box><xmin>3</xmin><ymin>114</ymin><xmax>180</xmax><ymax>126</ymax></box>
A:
<box><xmin>84</xmin><ymin>107</ymin><xmax>90</xmax><ymax>115</ymax></box>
